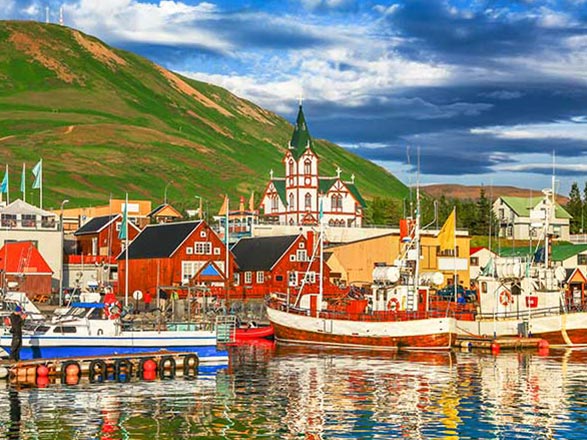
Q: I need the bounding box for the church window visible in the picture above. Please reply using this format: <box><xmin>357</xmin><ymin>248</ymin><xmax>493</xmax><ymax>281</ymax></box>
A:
<box><xmin>289</xmin><ymin>193</ymin><xmax>295</xmax><ymax>211</ymax></box>
<box><xmin>271</xmin><ymin>194</ymin><xmax>279</xmax><ymax>211</ymax></box>
<box><xmin>332</xmin><ymin>194</ymin><xmax>343</xmax><ymax>211</ymax></box>
<box><xmin>289</xmin><ymin>160</ymin><xmax>295</xmax><ymax>176</ymax></box>
<box><xmin>304</xmin><ymin>159</ymin><xmax>312</xmax><ymax>175</ymax></box>
<box><xmin>305</xmin><ymin>193</ymin><xmax>312</xmax><ymax>210</ymax></box>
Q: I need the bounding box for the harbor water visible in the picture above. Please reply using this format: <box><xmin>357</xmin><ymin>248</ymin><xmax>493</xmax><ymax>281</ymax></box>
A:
<box><xmin>1</xmin><ymin>342</ymin><xmax>587</xmax><ymax>439</ymax></box>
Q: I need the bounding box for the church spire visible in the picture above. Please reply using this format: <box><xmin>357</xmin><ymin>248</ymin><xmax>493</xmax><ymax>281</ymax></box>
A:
<box><xmin>288</xmin><ymin>103</ymin><xmax>313</xmax><ymax>158</ymax></box>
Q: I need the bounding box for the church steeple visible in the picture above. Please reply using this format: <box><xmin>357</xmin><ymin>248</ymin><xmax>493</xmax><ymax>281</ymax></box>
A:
<box><xmin>288</xmin><ymin>104</ymin><xmax>313</xmax><ymax>159</ymax></box>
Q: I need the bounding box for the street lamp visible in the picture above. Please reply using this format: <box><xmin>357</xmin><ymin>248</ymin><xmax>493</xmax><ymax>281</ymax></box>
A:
<box><xmin>164</xmin><ymin>181</ymin><xmax>173</xmax><ymax>205</ymax></box>
<box><xmin>59</xmin><ymin>199</ymin><xmax>70</xmax><ymax>306</ymax></box>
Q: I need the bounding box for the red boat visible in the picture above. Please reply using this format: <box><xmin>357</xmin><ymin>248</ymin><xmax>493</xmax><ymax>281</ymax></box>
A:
<box><xmin>235</xmin><ymin>325</ymin><xmax>274</xmax><ymax>341</ymax></box>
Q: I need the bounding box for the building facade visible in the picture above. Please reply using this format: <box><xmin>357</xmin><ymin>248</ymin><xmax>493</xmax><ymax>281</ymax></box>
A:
<box><xmin>259</xmin><ymin>105</ymin><xmax>365</xmax><ymax>227</ymax></box>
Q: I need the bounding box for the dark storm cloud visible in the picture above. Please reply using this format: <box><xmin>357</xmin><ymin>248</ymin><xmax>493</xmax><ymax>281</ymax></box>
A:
<box><xmin>383</xmin><ymin>0</ymin><xmax>586</xmax><ymax>65</ymax></box>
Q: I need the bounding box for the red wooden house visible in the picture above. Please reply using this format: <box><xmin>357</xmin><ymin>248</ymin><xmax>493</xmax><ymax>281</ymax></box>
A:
<box><xmin>117</xmin><ymin>220</ymin><xmax>235</xmax><ymax>299</ymax></box>
<box><xmin>230</xmin><ymin>232</ymin><xmax>345</xmax><ymax>300</ymax></box>
<box><xmin>0</xmin><ymin>241</ymin><xmax>53</xmax><ymax>298</ymax></box>
<box><xmin>74</xmin><ymin>214</ymin><xmax>141</xmax><ymax>262</ymax></box>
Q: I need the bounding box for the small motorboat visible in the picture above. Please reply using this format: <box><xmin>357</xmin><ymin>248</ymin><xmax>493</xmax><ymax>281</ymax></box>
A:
<box><xmin>235</xmin><ymin>324</ymin><xmax>274</xmax><ymax>341</ymax></box>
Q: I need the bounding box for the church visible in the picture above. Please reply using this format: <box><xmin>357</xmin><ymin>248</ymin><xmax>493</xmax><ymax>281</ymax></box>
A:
<box><xmin>259</xmin><ymin>104</ymin><xmax>365</xmax><ymax>227</ymax></box>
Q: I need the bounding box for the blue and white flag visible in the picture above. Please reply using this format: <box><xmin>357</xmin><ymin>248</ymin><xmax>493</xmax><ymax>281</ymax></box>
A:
<box><xmin>0</xmin><ymin>165</ymin><xmax>8</xmax><ymax>194</ymax></box>
<box><xmin>32</xmin><ymin>159</ymin><xmax>42</xmax><ymax>189</ymax></box>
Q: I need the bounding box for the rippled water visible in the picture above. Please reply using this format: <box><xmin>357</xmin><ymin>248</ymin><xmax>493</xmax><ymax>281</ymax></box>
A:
<box><xmin>2</xmin><ymin>343</ymin><xmax>587</xmax><ymax>439</ymax></box>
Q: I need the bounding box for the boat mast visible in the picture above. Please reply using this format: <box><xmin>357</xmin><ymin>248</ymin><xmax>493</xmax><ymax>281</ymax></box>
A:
<box><xmin>318</xmin><ymin>195</ymin><xmax>324</xmax><ymax>311</ymax></box>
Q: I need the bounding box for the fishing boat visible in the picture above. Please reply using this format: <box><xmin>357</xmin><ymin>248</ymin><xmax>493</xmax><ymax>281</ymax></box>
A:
<box><xmin>0</xmin><ymin>300</ymin><xmax>233</xmax><ymax>363</ymax></box>
<box><xmin>454</xmin><ymin>186</ymin><xmax>587</xmax><ymax>347</ymax></box>
<box><xmin>265</xmin><ymin>192</ymin><xmax>457</xmax><ymax>351</ymax></box>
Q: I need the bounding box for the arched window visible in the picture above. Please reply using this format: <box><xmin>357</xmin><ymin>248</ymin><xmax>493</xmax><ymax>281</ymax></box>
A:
<box><xmin>331</xmin><ymin>194</ymin><xmax>342</xmax><ymax>211</ymax></box>
<box><xmin>305</xmin><ymin>193</ymin><xmax>312</xmax><ymax>210</ymax></box>
<box><xmin>304</xmin><ymin>159</ymin><xmax>312</xmax><ymax>175</ymax></box>
<box><xmin>288</xmin><ymin>160</ymin><xmax>295</xmax><ymax>176</ymax></box>
<box><xmin>328</xmin><ymin>219</ymin><xmax>334</xmax><ymax>226</ymax></box>
<box><xmin>289</xmin><ymin>193</ymin><xmax>295</xmax><ymax>211</ymax></box>
<box><xmin>271</xmin><ymin>194</ymin><xmax>279</xmax><ymax>211</ymax></box>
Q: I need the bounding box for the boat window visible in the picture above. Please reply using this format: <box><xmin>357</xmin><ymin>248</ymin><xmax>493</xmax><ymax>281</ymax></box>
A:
<box><xmin>33</xmin><ymin>325</ymin><xmax>50</xmax><ymax>334</ymax></box>
<box><xmin>481</xmin><ymin>282</ymin><xmax>487</xmax><ymax>294</ymax></box>
<box><xmin>88</xmin><ymin>308</ymin><xmax>103</xmax><ymax>319</ymax></box>
<box><xmin>54</xmin><ymin>326</ymin><xmax>77</xmax><ymax>333</ymax></box>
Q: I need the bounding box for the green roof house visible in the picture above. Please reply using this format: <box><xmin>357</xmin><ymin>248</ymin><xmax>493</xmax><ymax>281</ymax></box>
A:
<box><xmin>493</xmin><ymin>193</ymin><xmax>571</xmax><ymax>241</ymax></box>
<box><xmin>260</xmin><ymin>104</ymin><xmax>366</xmax><ymax>227</ymax></box>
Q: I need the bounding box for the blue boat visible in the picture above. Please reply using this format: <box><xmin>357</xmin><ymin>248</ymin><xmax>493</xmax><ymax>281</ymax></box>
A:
<box><xmin>0</xmin><ymin>302</ymin><xmax>232</xmax><ymax>364</ymax></box>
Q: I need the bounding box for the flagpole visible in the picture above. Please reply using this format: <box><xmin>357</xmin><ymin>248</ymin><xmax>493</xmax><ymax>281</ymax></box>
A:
<box><xmin>124</xmin><ymin>192</ymin><xmax>129</xmax><ymax>307</ymax></box>
<box><xmin>453</xmin><ymin>207</ymin><xmax>457</xmax><ymax>303</ymax></box>
<box><xmin>39</xmin><ymin>159</ymin><xmax>43</xmax><ymax>210</ymax></box>
<box><xmin>21</xmin><ymin>163</ymin><xmax>25</xmax><ymax>203</ymax></box>
<box><xmin>225</xmin><ymin>196</ymin><xmax>229</xmax><ymax>303</ymax></box>
<box><xmin>6</xmin><ymin>164</ymin><xmax>8</xmax><ymax>205</ymax></box>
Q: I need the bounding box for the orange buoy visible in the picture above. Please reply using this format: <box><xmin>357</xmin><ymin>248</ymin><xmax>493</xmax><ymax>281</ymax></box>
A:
<box><xmin>143</xmin><ymin>370</ymin><xmax>156</xmax><ymax>381</ymax></box>
<box><xmin>36</xmin><ymin>375</ymin><xmax>50</xmax><ymax>388</ymax></box>
<box><xmin>538</xmin><ymin>339</ymin><xmax>549</xmax><ymax>350</ymax></box>
<box><xmin>65</xmin><ymin>374</ymin><xmax>79</xmax><ymax>385</ymax></box>
<box><xmin>491</xmin><ymin>342</ymin><xmax>500</xmax><ymax>354</ymax></box>
<box><xmin>65</xmin><ymin>363</ymin><xmax>80</xmax><ymax>376</ymax></box>
<box><xmin>143</xmin><ymin>359</ymin><xmax>157</xmax><ymax>372</ymax></box>
<box><xmin>37</xmin><ymin>365</ymin><xmax>49</xmax><ymax>377</ymax></box>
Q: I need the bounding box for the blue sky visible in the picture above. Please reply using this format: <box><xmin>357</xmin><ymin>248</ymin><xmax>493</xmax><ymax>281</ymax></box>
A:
<box><xmin>3</xmin><ymin>0</ymin><xmax>587</xmax><ymax>195</ymax></box>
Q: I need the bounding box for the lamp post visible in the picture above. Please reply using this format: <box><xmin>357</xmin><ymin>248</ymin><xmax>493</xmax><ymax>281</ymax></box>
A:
<box><xmin>194</xmin><ymin>195</ymin><xmax>202</xmax><ymax>220</ymax></box>
<box><xmin>59</xmin><ymin>199</ymin><xmax>69</xmax><ymax>306</ymax></box>
<box><xmin>164</xmin><ymin>181</ymin><xmax>173</xmax><ymax>205</ymax></box>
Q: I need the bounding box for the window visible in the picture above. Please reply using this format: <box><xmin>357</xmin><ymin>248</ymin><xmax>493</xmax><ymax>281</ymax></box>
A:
<box><xmin>304</xmin><ymin>272</ymin><xmax>316</xmax><ymax>284</ymax></box>
<box><xmin>245</xmin><ymin>272</ymin><xmax>252</xmax><ymax>284</ymax></box>
<box><xmin>305</xmin><ymin>193</ymin><xmax>312</xmax><ymax>210</ymax></box>
<box><xmin>194</xmin><ymin>242</ymin><xmax>212</xmax><ymax>255</ymax></box>
<box><xmin>214</xmin><ymin>247</ymin><xmax>221</xmax><ymax>255</ymax></box>
<box><xmin>331</xmin><ymin>194</ymin><xmax>342</xmax><ymax>211</ymax></box>
<box><xmin>579</xmin><ymin>254</ymin><xmax>587</xmax><ymax>265</ymax></box>
<box><xmin>276</xmin><ymin>275</ymin><xmax>283</xmax><ymax>281</ymax></box>
<box><xmin>298</xmin><ymin>242</ymin><xmax>305</xmax><ymax>249</ymax></box>
<box><xmin>288</xmin><ymin>160</ymin><xmax>295</xmax><ymax>175</ymax></box>
<box><xmin>481</xmin><ymin>281</ymin><xmax>487</xmax><ymax>294</ymax></box>
<box><xmin>54</xmin><ymin>326</ymin><xmax>77</xmax><ymax>333</ymax></box>
<box><xmin>289</xmin><ymin>193</ymin><xmax>295</xmax><ymax>211</ymax></box>
<box><xmin>256</xmin><ymin>271</ymin><xmax>265</xmax><ymax>284</ymax></box>
<box><xmin>271</xmin><ymin>194</ymin><xmax>279</xmax><ymax>211</ymax></box>
<box><xmin>186</xmin><ymin>247</ymin><xmax>193</xmax><ymax>255</ymax></box>
<box><xmin>200</xmin><ymin>231</ymin><xmax>207</xmax><ymax>238</ymax></box>
<box><xmin>233</xmin><ymin>273</ymin><xmax>240</xmax><ymax>286</ymax></box>
<box><xmin>499</xmin><ymin>208</ymin><xmax>505</xmax><ymax>220</ymax></box>
<box><xmin>290</xmin><ymin>254</ymin><xmax>295</xmax><ymax>261</ymax></box>
<box><xmin>41</xmin><ymin>215</ymin><xmax>55</xmax><ymax>228</ymax></box>
<box><xmin>1</xmin><ymin>214</ymin><xmax>16</xmax><ymax>227</ymax></box>
<box><xmin>304</xmin><ymin>159</ymin><xmax>312</xmax><ymax>175</ymax></box>
<box><xmin>288</xmin><ymin>272</ymin><xmax>298</xmax><ymax>287</ymax></box>
<box><xmin>296</xmin><ymin>249</ymin><xmax>307</xmax><ymax>262</ymax></box>
<box><xmin>21</xmin><ymin>214</ymin><xmax>36</xmax><ymax>227</ymax></box>
<box><xmin>181</xmin><ymin>261</ymin><xmax>205</xmax><ymax>284</ymax></box>
<box><xmin>470</xmin><ymin>257</ymin><xmax>479</xmax><ymax>266</ymax></box>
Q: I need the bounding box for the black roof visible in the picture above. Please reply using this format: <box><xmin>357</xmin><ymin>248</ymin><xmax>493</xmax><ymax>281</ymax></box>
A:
<box><xmin>148</xmin><ymin>204</ymin><xmax>167</xmax><ymax>217</ymax></box>
<box><xmin>231</xmin><ymin>235</ymin><xmax>298</xmax><ymax>271</ymax></box>
<box><xmin>74</xmin><ymin>215</ymin><xmax>119</xmax><ymax>236</ymax></box>
<box><xmin>118</xmin><ymin>221</ymin><xmax>202</xmax><ymax>260</ymax></box>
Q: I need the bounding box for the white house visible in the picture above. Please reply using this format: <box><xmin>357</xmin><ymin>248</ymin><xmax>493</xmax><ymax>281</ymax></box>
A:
<box><xmin>493</xmin><ymin>192</ymin><xmax>571</xmax><ymax>241</ymax></box>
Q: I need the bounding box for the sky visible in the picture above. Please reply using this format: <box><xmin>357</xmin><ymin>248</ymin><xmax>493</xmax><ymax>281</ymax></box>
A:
<box><xmin>3</xmin><ymin>0</ymin><xmax>587</xmax><ymax>195</ymax></box>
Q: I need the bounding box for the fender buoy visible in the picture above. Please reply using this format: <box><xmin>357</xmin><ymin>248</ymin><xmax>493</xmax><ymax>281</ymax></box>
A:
<box><xmin>88</xmin><ymin>359</ymin><xmax>107</xmax><ymax>383</ymax></box>
<box><xmin>61</xmin><ymin>361</ymin><xmax>81</xmax><ymax>384</ymax></box>
<box><xmin>499</xmin><ymin>290</ymin><xmax>513</xmax><ymax>306</ymax></box>
<box><xmin>139</xmin><ymin>358</ymin><xmax>156</xmax><ymax>378</ymax></box>
<box><xmin>104</xmin><ymin>300</ymin><xmax>122</xmax><ymax>320</ymax></box>
<box><xmin>387</xmin><ymin>297</ymin><xmax>400</xmax><ymax>312</ymax></box>
<box><xmin>114</xmin><ymin>358</ymin><xmax>133</xmax><ymax>382</ymax></box>
<box><xmin>159</xmin><ymin>356</ymin><xmax>176</xmax><ymax>379</ymax></box>
<box><xmin>182</xmin><ymin>354</ymin><xmax>199</xmax><ymax>378</ymax></box>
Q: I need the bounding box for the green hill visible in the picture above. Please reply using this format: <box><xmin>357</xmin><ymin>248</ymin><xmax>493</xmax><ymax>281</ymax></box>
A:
<box><xmin>0</xmin><ymin>20</ymin><xmax>408</xmax><ymax>212</ymax></box>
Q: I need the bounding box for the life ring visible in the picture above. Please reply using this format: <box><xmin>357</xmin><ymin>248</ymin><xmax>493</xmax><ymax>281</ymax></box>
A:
<box><xmin>499</xmin><ymin>290</ymin><xmax>513</xmax><ymax>306</ymax></box>
<box><xmin>104</xmin><ymin>300</ymin><xmax>122</xmax><ymax>320</ymax></box>
<box><xmin>387</xmin><ymin>297</ymin><xmax>400</xmax><ymax>312</ymax></box>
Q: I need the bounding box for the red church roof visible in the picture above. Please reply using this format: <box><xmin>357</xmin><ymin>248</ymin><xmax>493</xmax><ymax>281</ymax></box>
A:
<box><xmin>0</xmin><ymin>241</ymin><xmax>53</xmax><ymax>274</ymax></box>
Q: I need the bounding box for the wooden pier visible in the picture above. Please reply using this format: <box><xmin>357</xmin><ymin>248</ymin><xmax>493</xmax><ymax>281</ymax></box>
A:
<box><xmin>456</xmin><ymin>336</ymin><xmax>549</xmax><ymax>352</ymax></box>
<box><xmin>0</xmin><ymin>350</ymin><xmax>201</xmax><ymax>386</ymax></box>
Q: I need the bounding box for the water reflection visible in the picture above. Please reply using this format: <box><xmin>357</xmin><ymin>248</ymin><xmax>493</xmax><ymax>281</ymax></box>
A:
<box><xmin>1</xmin><ymin>345</ymin><xmax>587</xmax><ymax>439</ymax></box>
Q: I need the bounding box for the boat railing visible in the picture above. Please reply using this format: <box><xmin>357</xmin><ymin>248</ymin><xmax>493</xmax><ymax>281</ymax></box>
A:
<box><xmin>473</xmin><ymin>305</ymin><xmax>565</xmax><ymax>321</ymax></box>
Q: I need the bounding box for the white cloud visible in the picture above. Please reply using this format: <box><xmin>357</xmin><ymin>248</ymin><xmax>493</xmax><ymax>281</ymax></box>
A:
<box><xmin>63</xmin><ymin>0</ymin><xmax>232</xmax><ymax>52</ymax></box>
<box><xmin>471</xmin><ymin>118</ymin><xmax>587</xmax><ymax>141</ymax></box>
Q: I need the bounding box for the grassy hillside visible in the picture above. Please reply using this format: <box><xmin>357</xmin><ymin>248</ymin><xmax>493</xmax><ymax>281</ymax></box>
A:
<box><xmin>0</xmin><ymin>20</ymin><xmax>409</xmax><ymax>212</ymax></box>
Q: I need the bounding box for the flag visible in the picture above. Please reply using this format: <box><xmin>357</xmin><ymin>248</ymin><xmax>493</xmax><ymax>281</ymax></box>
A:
<box><xmin>119</xmin><ymin>199</ymin><xmax>127</xmax><ymax>240</ymax></box>
<box><xmin>248</xmin><ymin>191</ymin><xmax>255</xmax><ymax>212</ymax></box>
<box><xmin>0</xmin><ymin>165</ymin><xmax>8</xmax><ymax>194</ymax></box>
<box><xmin>438</xmin><ymin>208</ymin><xmax>456</xmax><ymax>251</ymax></box>
<box><xmin>32</xmin><ymin>159</ymin><xmax>42</xmax><ymax>189</ymax></box>
<box><xmin>218</xmin><ymin>194</ymin><xmax>228</xmax><ymax>216</ymax></box>
<box><xmin>319</xmin><ymin>197</ymin><xmax>324</xmax><ymax>221</ymax></box>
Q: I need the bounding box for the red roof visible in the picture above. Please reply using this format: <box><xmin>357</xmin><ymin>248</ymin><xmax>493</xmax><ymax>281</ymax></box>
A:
<box><xmin>470</xmin><ymin>247</ymin><xmax>485</xmax><ymax>256</ymax></box>
<box><xmin>0</xmin><ymin>241</ymin><xmax>53</xmax><ymax>274</ymax></box>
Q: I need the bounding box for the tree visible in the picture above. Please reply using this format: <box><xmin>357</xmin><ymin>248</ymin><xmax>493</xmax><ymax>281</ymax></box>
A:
<box><xmin>567</xmin><ymin>182</ymin><xmax>582</xmax><ymax>233</ymax></box>
<box><xmin>364</xmin><ymin>197</ymin><xmax>400</xmax><ymax>226</ymax></box>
